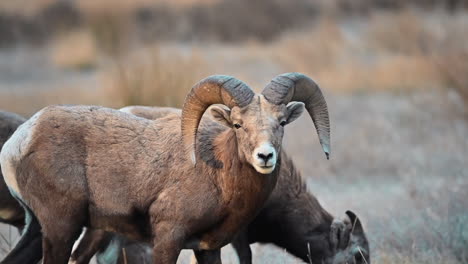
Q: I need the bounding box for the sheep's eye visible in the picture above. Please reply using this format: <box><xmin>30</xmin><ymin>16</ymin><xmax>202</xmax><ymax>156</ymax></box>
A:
<box><xmin>280</xmin><ymin>120</ymin><xmax>287</xmax><ymax>127</ymax></box>
<box><xmin>234</xmin><ymin>123</ymin><xmax>242</xmax><ymax>129</ymax></box>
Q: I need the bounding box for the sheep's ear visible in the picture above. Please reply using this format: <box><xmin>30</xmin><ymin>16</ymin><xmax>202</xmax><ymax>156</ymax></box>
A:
<box><xmin>210</xmin><ymin>105</ymin><xmax>232</xmax><ymax>127</ymax></box>
<box><xmin>285</xmin><ymin>102</ymin><xmax>305</xmax><ymax>125</ymax></box>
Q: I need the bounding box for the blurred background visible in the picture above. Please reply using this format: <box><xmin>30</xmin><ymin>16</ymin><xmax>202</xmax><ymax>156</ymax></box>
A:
<box><xmin>0</xmin><ymin>0</ymin><xmax>467</xmax><ymax>263</ymax></box>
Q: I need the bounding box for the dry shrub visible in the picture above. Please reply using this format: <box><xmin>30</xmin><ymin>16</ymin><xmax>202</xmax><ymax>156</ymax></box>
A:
<box><xmin>369</xmin><ymin>10</ymin><xmax>468</xmax><ymax>105</ymax></box>
<box><xmin>50</xmin><ymin>30</ymin><xmax>97</xmax><ymax>70</ymax></box>
<box><xmin>0</xmin><ymin>0</ymin><xmax>57</xmax><ymax>16</ymax></box>
<box><xmin>77</xmin><ymin>0</ymin><xmax>217</xmax><ymax>12</ymax></box>
<box><xmin>317</xmin><ymin>55</ymin><xmax>441</xmax><ymax>93</ymax></box>
<box><xmin>0</xmin><ymin>86</ymin><xmax>104</xmax><ymax>117</ymax></box>
<box><xmin>430</xmin><ymin>14</ymin><xmax>468</xmax><ymax>107</ymax></box>
<box><xmin>272</xmin><ymin>16</ymin><xmax>441</xmax><ymax>93</ymax></box>
<box><xmin>2</xmin><ymin>0</ymin><xmax>468</xmax><ymax>48</ymax></box>
<box><xmin>0</xmin><ymin>0</ymin><xmax>81</xmax><ymax>48</ymax></box>
<box><xmin>82</xmin><ymin>8</ymin><xmax>133</xmax><ymax>57</ymax></box>
<box><xmin>274</xmin><ymin>18</ymin><xmax>345</xmax><ymax>73</ymax></box>
<box><xmin>367</xmin><ymin>9</ymin><xmax>468</xmax><ymax>108</ymax></box>
<box><xmin>271</xmin><ymin>10</ymin><xmax>468</xmax><ymax>96</ymax></box>
<box><xmin>437</xmin><ymin>51</ymin><xmax>468</xmax><ymax>105</ymax></box>
<box><xmin>119</xmin><ymin>0</ymin><xmax>320</xmax><ymax>43</ymax></box>
<box><xmin>102</xmin><ymin>46</ymin><xmax>210</xmax><ymax>108</ymax></box>
<box><xmin>335</xmin><ymin>0</ymin><xmax>468</xmax><ymax>14</ymax></box>
<box><xmin>367</xmin><ymin>9</ymin><xmax>436</xmax><ymax>55</ymax></box>
<box><xmin>366</xmin><ymin>9</ymin><xmax>468</xmax><ymax>105</ymax></box>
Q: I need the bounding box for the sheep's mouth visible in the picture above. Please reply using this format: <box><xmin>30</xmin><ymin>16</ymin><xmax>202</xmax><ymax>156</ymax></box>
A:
<box><xmin>254</xmin><ymin>164</ymin><xmax>275</xmax><ymax>174</ymax></box>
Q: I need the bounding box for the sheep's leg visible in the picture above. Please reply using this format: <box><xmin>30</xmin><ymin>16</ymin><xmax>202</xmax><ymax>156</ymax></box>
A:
<box><xmin>41</xmin><ymin>222</ymin><xmax>84</xmax><ymax>264</ymax></box>
<box><xmin>70</xmin><ymin>229</ymin><xmax>110</xmax><ymax>264</ymax></box>
<box><xmin>194</xmin><ymin>249</ymin><xmax>221</xmax><ymax>264</ymax></box>
<box><xmin>231</xmin><ymin>229</ymin><xmax>252</xmax><ymax>264</ymax></box>
<box><xmin>151</xmin><ymin>222</ymin><xmax>185</xmax><ymax>264</ymax></box>
<box><xmin>37</xmin><ymin>203</ymin><xmax>87</xmax><ymax>264</ymax></box>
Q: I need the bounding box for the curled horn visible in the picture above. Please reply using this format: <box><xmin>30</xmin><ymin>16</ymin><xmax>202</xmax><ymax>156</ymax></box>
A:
<box><xmin>262</xmin><ymin>73</ymin><xmax>331</xmax><ymax>159</ymax></box>
<box><xmin>181</xmin><ymin>75</ymin><xmax>254</xmax><ymax>163</ymax></box>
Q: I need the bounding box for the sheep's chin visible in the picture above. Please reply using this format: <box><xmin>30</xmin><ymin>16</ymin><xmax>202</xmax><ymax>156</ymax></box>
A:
<box><xmin>252</xmin><ymin>164</ymin><xmax>275</xmax><ymax>174</ymax></box>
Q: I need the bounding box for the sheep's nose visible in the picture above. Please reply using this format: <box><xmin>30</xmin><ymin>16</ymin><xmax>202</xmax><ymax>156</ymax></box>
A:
<box><xmin>257</xmin><ymin>152</ymin><xmax>273</xmax><ymax>163</ymax></box>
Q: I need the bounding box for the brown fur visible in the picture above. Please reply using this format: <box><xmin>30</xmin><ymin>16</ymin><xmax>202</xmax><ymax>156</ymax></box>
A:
<box><xmin>0</xmin><ymin>111</ymin><xmax>25</xmax><ymax>229</ymax></box>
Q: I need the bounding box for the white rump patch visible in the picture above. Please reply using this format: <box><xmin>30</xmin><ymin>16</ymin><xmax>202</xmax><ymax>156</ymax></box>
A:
<box><xmin>0</xmin><ymin>109</ymin><xmax>43</xmax><ymax>198</ymax></box>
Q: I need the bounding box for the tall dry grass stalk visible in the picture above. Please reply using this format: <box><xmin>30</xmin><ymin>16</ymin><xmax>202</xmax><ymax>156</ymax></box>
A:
<box><xmin>101</xmin><ymin>46</ymin><xmax>210</xmax><ymax>108</ymax></box>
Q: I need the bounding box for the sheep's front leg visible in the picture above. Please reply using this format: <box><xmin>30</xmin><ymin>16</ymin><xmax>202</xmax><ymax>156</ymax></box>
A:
<box><xmin>151</xmin><ymin>222</ymin><xmax>185</xmax><ymax>264</ymax></box>
<box><xmin>231</xmin><ymin>230</ymin><xmax>252</xmax><ymax>264</ymax></box>
<box><xmin>194</xmin><ymin>249</ymin><xmax>222</xmax><ymax>264</ymax></box>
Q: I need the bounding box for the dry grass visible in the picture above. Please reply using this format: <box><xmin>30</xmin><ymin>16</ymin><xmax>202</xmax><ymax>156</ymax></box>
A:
<box><xmin>101</xmin><ymin>46</ymin><xmax>210</xmax><ymax>108</ymax></box>
<box><xmin>437</xmin><ymin>51</ymin><xmax>468</xmax><ymax>105</ymax></box>
<box><xmin>265</xmin><ymin>9</ymin><xmax>468</xmax><ymax>99</ymax></box>
<box><xmin>81</xmin><ymin>6</ymin><xmax>134</xmax><ymax>57</ymax></box>
<box><xmin>0</xmin><ymin>0</ymin><xmax>56</xmax><ymax>16</ymax></box>
<box><xmin>0</xmin><ymin>86</ymin><xmax>104</xmax><ymax>117</ymax></box>
<box><xmin>50</xmin><ymin>29</ymin><xmax>97</xmax><ymax>70</ymax></box>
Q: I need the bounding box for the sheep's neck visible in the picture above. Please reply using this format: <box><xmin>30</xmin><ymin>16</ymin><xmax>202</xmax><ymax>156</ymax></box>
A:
<box><xmin>282</xmin><ymin>199</ymin><xmax>334</xmax><ymax>262</ymax></box>
<box><xmin>199</xmin><ymin>129</ymin><xmax>279</xmax><ymax>248</ymax></box>
<box><xmin>245</xmin><ymin>155</ymin><xmax>334</xmax><ymax>262</ymax></box>
<box><xmin>214</xmin><ymin>129</ymin><xmax>278</xmax><ymax>198</ymax></box>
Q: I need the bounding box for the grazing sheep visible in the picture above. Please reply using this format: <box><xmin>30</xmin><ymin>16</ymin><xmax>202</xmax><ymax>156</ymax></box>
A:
<box><xmin>71</xmin><ymin>106</ymin><xmax>369</xmax><ymax>264</ymax></box>
<box><xmin>0</xmin><ymin>73</ymin><xmax>330</xmax><ymax>264</ymax></box>
<box><xmin>231</xmin><ymin>155</ymin><xmax>370</xmax><ymax>264</ymax></box>
<box><xmin>0</xmin><ymin>111</ymin><xmax>26</xmax><ymax>231</ymax></box>
<box><xmin>71</xmin><ymin>229</ymin><xmax>153</xmax><ymax>264</ymax></box>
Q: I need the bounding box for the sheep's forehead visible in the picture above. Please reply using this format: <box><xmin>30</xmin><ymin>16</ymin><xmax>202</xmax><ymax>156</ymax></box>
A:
<box><xmin>232</xmin><ymin>95</ymin><xmax>286</xmax><ymax>124</ymax></box>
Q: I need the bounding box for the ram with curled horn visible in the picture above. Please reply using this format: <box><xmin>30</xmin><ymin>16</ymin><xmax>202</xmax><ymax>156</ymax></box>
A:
<box><xmin>0</xmin><ymin>73</ymin><xmax>330</xmax><ymax>264</ymax></box>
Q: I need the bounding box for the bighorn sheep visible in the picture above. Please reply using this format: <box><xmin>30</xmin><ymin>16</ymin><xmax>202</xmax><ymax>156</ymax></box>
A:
<box><xmin>71</xmin><ymin>106</ymin><xmax>369</xmax><ymax>264</ymax></box>
<box><xmin>0</xmin><ymin>111</ymin><xmax>26</xmax><ymax>231</ymax></box>
<box><xmin>0</xmin><ymin>73</ymin><xmax>330</xmax><ymax>264</ymax></box>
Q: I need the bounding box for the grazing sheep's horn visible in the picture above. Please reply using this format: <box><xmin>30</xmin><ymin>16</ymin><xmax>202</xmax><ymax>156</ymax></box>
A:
<box><xmin>182</xmin><ymin>75</ymin><xmax>254</xmax><ymax>164</ymax></box>
<box><xmin>262</xmin><ymin>73</ymin><xmax>330</xmax><ymax>159</ymax></box>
